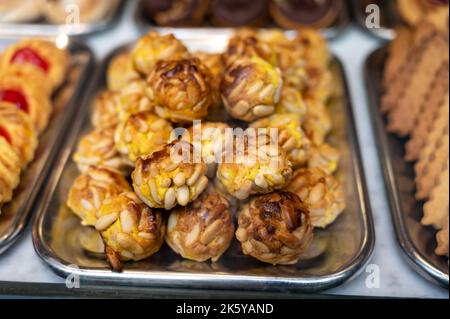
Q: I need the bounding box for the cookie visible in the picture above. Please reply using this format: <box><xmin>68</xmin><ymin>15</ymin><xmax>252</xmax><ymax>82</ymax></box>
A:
<box><xmin>383</xmin><ymin>27</ymin><xmax>412</xmax><ymax>87</ymax></box>
<box><xmin>435</xmin><ymin>217</ymin><xmax>449</xmax><ymax>257</ymax></box>
<box><xmin>422</xmin><ymin>162</ymin><xmax>449</xmax><ymax>229</ymax></box>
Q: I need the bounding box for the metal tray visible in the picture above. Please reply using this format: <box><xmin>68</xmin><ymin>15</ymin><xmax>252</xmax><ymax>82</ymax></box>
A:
<box><xmin>365</xmin><ymin>46</ymin><xmax>449</xmax><ymax>288</ymax></box>
<box><xmin>0</xmin><ymin>1</ymin><xmax>124</xmax><ymax>38</ymax></box>
<box><xmin>135</xmin><ymin>0</ymin><xmax>350</xmax><ymax>40</ymax></box>
<box><xmin>33</xmin><ymin>38</ymin><xmax>374</xmax><ymax>293</ymax></box>
<box><xmin>0</xmin><ymin>39</ymin><xmax>95</xmax><ymax>255</ymax></box>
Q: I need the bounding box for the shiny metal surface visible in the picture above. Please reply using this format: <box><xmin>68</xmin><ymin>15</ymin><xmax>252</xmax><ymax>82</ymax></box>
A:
<box><xmin>33</xmin><ymin>38</ymin><xmax>374</xmax><ymax>293</ymax></box>
<box><xmin>0</xmin><ymin>39</ymin><xmax>95</xmax><ymax>255</ymax></box>
<box><xmin>365</xmin><ymin>47</ymin><xmax>449</xmax><ymax>288</ymax></box>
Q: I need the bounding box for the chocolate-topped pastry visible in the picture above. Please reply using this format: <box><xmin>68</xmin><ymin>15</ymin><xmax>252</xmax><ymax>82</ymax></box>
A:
<box><xmin>210</xmin><ymin>0</ymin><xmax>270</xmax><ymax>27</ymax></box>
<box><xmin>144</xmin><ymin>0</ymin><xmax>210</xmax><ymax>26</ymax></box>
<box><xmin>270</xmin><ymin>0</ymin><xmax>342</xmax><ymax>29</ymax></box>
<box><xmin>141</xmin><ymin>0</ymin><xmax>175</xmax><ymax>14</ymax></box>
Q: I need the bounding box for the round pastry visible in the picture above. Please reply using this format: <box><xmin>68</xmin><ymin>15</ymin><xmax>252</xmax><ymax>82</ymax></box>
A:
<box><xmin>308</xmin><ymin>143</ymin><xmax>339</xmax><ymax>175</ymax></box>
<box><xmin>147</xmin><ymin>58</ymin><xmax>213</xmax><ymax>123</ymax></box>
<box><xmin>95</xmin><ymin>192</ymin><xmax>165</xmax><ymax>272</ymax></box>
<box><xmin>67</xmin><ymin>166</ymin><xmax>131</xmax><ymax>226</ymax></box>
<box><xmin>107</xmin><ymin>52</ymin><xmax>141</xmax><ymax>92</ymax></box>
<box><xmin>235</xmin><ymin>191</ymin><xmax>313</xmax><ymax>265</ymax></box>
<box><xmin>115</xmin><ymin>81</ymin><xmax>154</xmax><ymax>123</ymax></box>
<box><xmin>73</xmin><ymin>127</ymin><xmax>133</xmax><ymax>174</ymax></box>
<box><xmin>398</xmin><ymin>0</ymin><xmax>449</xmax><ymax>27</ymax></box>
<box><xmin>302</xmin><ymin>98</ymin><xmax>332</xmax><ymax>146</ymax></box>
<box><xmin>166</xmin><ymin>190</ymin><xmax>234</xmax><ymax>262</ymax></box>
<box><xmin>91</xmin><ymin>90</ymin><xmax>120</xmax><ymax>130</ymax></box>
<box><xmin>296</xmin><ymin>28</ymin><xmax>331</xmax><ymax>68</ymax></box>
<box><xmin>250</xmin><ymin>113</ymin><xmax>311</xmax><ymax>167</ymax></box>
<box><xmin>151</xmin><ymin>0</ymin><xmax>209</xmax><ymax>26</ymax></box>
<box><xmin>0</xmin><ymin>0</ymin><xmax>42</xmax><ymax>23</ymax></box>
<box><xmin>0</xmin><ymin>137</ymin><xmax>21</xmax><ymax>204</ymax></box>
<box><xmin>209</xmin><ymin>0</ymin><xmax>270</xmax><ymax>27</ymax></box>
<box><xmin>223</xmin><ymin>34</ymin><xmax>277</xmax><ymax>66</ymax></box>
<box><xmin>220</xmin><ymin>56</ymin><xmax>283</xmax><ymax>122</ymax></box>
<box><xmin>132</xmin><ymin>140</ymin><xmax>209</xmax><ymax>210</ymax></box>
<box><xmin>216</xmin><ymin>132</ymin><xmax>293</xmax><ymax>200</ymax></box>
<box><xmin>131</xmin><ymin>32</ymin><xmax>189</xmax><ymax>75</ymax></box>
<box><xmin>270</xmin><ymin>0</ymin><xmax>342</xmax><ymax>29</ymax></box>
<box><xmin>0</xmin><ymin>64</ymin><xmax>52</xmax><ymax>96</ymax></box>
<box><xmin>0</xmin><ymin>102</ymin><xmax>37</xmax><ymax>168</ymax></box>
<box><xmin>0</xmin><ymin>74</ymin><xmax>52</xmax><ymax>133</ymax></box>
<box><xmin>304</xmin><ymin>64</ymin><xmax>333</xmax><ymax>103</ymax></box>
<box><xmin>284</xmin><ymin>167</ymin><xmax>345</xmax><ymax>228</ymax></box>
<box><xmin>1</xmin><ymin>39</ymin><xmax>70</xmax><ymax>89</ymax></box>
<box><xmin>42</xmin><ymin>0</ymin><xmax>119</xmax><ymax>24</ymax></box>
<box><xmin>115</xmin><ymin>111</ymin><xmax>173</xmax><ymax>162</ymax></box>
<box><xmin>275</xmin><ymin>85</ymin><xmax>308</xmax><ymax>121</ymax></box>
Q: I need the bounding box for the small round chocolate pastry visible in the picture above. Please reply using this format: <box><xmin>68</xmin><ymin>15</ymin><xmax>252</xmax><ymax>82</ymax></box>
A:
<box><xmin>302</xmin><ymin>97</ymin><xmax>332</xmax><ymax>146</ymax></box>
<box><xmin>132</xmin><ymin>140</ymin><xmax>209</xmax><ymax>210</ymax></box>
<box><xmin>91</xmin><ymin>90</ymin><xmax>120</xmax><ymax>130</ymax></box>
<box><xmin>131</xmin><ymin>32</ymin><xmax>189</xmax><ymax>75</ymax></box>
<box><xmin>95</xmin><ymin>192</ymin><xmax>165</xmax><ymax>272</ymax></box>
<box><xmin>150</xmin><ymin>0</ymin><xmax>210</xmax><ymax>27</ymax></box>
<box><xmin>107</xmin><ymin>52</ymin><xmax>141</xmax><ymax>92</ymax></box>
<box><xmin>308</xmin><ymin>143</ymin><xmax>339</xmax><ymax>175</ymax></box>
<box><xmin>235</xmin><ymin>191</ymin><xmax>313</xmax><ymax>265</ymax></box>
<box><xmin>147</xmin><ymin>58</ymin><xmax>213</xmax><ymax>123</ymax></box>
<box><xmin>220</xmin><ymin>56</ymin><xmax>283</xmax><ymax>122</ymax></box>
<box><xmin>210</xmin><ymin>0</ymin><xmax>270</xmax><ymax>27</ymax></box>
<box><xmin>223</xmin><ymin>33</ymin><xmax>277</xmax><ymax>66</ymax></box>
<box><xmin>115</xmin><ymin>81</ymin><xmax>154</xmax><ymax>123</ymax></box>
<box><xmin>166</xmin><ymin>190</ymin><xmax>234</xmax><ymax>262</ymax></box>
<box><xmin>285</xmin><ymin>167</ymin><xmax>345</xmax><ymax>228</ymax></box>
<box><xmin>270</xmin><ymin>0</ymin><xmax>342</xmax><ymax>29</ymax></box>
<box><xmin>0</xmin><ymin>136</ymin><xmax>21</xmax><ymax>205</ymax></box>
<box><xmin>42</xmin><ymin>0</ymin><xmax>119</xmax><ymax>24</ymax></box>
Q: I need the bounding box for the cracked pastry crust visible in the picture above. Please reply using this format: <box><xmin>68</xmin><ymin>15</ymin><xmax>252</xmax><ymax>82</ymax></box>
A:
<box><xmin>67</xmin><ymin>166</ymin><xmax>131</xmax><ymax>226</ymax></box>
<box><xmin>285</xmin><ymin>167</ymin><xmax>345</xmax><ymax>228</ymax></box>
<box><xmin>95</xmin><ymin>191</ymin><xmax>165</xmax><ymax>272</ymax></box>
<box><xmin>235</xmin><ymin>191</ymin><xmax>313</xmax><ymax>265</ymax></box>
<box><xmin>91</xmin><ymin>90</ymin><xmax>120</xmax><ymax>130</ymax></box>
<box><xmin>147</xmin><ymin>58</ymin><xmax>213</xmax><ymax>123</ymax></box>
<box><xmin>132</xmin><ymin>140</ymin><xmax>209</xmax><ymax>210</ymax></box>
<box><xmin>166</xmin><ymin>190</ymin><xmax>234</xmax><ymax>262</ymax></box>
<box><xmin>0</xmin><ymin>137</ymin><xmax>21</xmax><ymax>205</ymax></box>
<box><xmin>107</xmin><ymin>52</ymin><xmax>141</xmax><ymax>91</ymax></box>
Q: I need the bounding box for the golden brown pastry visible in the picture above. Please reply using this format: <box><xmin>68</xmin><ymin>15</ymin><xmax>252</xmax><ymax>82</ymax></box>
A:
<box><xmin>150</xmin><ymin>0</ymin><xmax>209</xmax><ymax>26</ymax></box>
<box><xmin>302</xmin><ymin>98</ymin><xmax>332</xmax><ymax>146</ymax></box>
<box><xmin>115</xmin><ymin>80</ymin><xmax>154</xmax><ymax>123</ymax></box>
<box><xmin>0</xmin><ymin>0</ymin><xmax>42</xmax><ymax>23</ymax></box>
<box><xmin>308</xmin><ymin>143</ymin><xmax>339</xmax><ymax>175</ymax></box>
<box><xmin>398</xmin><ymin>0</ymin><xmax>449</xmax><ymax>27</ymax></box>
<box><xmin>285</xmin><ymin>167</ymin><xmax>345</xmax><ymax>228</ymax></box>
<box><xmin>132</xmin><ymin>140</ymin><xmax>209</xmax><ymax>210</ymax></box>
<box><xmin>235</xmin><ymin>192</ymin><xmax>313</xmax><ymax>265</ymax></box>
<box><xmin>223</xmin><ymin>34</ymin><xmax>277</xmax><ymax>66</ymax></box>
<box><xmin>147</xmin><ymin>58</ymin><xmax>213</xmax><ymax>123</ymax></box>
<box><xmin>95</xmin><ymin>191</ymin><xmax>165</xmax><ymax>272</ymax></box>
<box><xmin>91</xmin><ymin>90</ymin><xmax>120</xmax><ymax>130</ymax></box>
<box><xmin>0</xmin><ymin>64</ymin><xmax>52</xmax><ymax>96</ymax></box>
<box><xmin>0</xmin><ymin>136</ymin><xmax>21</xmax><ymax>205</ymax></box>
<box><xmin>166</xmin><ymin>190</ymin><xmax>234</xmax><ymax>262</ymax></box>
<box><xmin>67</xmin><ymin>166</ymin><xmax>131</xmax><ymax>226</ymax></box>
<box><xmin>107</xmin><ymin>52</ymin><xmax>141</xmax><ymax>92</ymax></box>
<box><xmin>275</xmin><ymin>85</ymin><xmax>308</xmax><ymax>121</ymax></box>
<box><xmin>42</xmin><ymin>0</ymin><xmax>119</xmax><ymax>24</ymax></box>
<box><xmin>296</xmin><ymin>28</ymin><xmax>331</xmax><ymax>68</ymax></box>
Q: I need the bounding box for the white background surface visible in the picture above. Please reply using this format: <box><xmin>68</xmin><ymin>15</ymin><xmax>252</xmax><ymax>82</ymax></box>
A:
<box><xmin>0</xmin><ymin>0</ymin><xmax>448</xmax><ymax>298</ymax></box>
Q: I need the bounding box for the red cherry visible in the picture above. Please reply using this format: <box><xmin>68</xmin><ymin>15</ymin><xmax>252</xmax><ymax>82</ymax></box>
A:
<box><xmin>11</xmin><ymin>47</ymin><xmax>50</xmax><ymax>73</ymax></box>
<box><xmin>0</xmin><ymin>89</ymin><xmax>29</xmax><ymax>114</ymax></box>
<box><xmin>0</xmin><ymin>125</ymin><xmax>12</xmax><ymax>145</ymax></box>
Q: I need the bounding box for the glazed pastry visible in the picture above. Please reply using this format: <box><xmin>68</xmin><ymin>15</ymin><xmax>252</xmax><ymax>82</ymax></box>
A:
<box><xmin>0</xmin><ymin>0</ymin><xmax>42</xmax><ymax>23</ymax></box>
<box><xmin>216</xmin><ymin>132</ymin><xmax>293</xmax><ymax>200</ymax></box>
<box><xmin>1</xmin><ymin>39</ymin><xmax>69</xmax><ymax>89</ymax></box>
<box><xmin>91</xmin><ymin>91</ymin><xmax>120</xmax><ymax>130</ymax></box>
<box><xmin>73</xmin><ymin>127</ymin><xmax>133</xmax><ymax>174</ymax></box>
<box><xmin>235</xmin><ymin>191</ymin><xmax>313</xmax><ymax>265</ymax></box>
<box><xmin>209</xmin><ymin>0</ymin><xmax>270</xmax><ymax>27</ymax></box>
<box><xmin>151</xmin><ymin>0</ymin><xmax>209</xmax><ymax>26</ymax></box>
<box><xmin>95</xmin><ymin>192</ymin><xmax>165</xmax><ymax>272</ymax></box>
<box><xmin>115</xmin><ymin>111</ymin><xmax>173</xmax><ymax>162</ymax></box>
<box><xmin>275</xmin><ymin>85</ymin><xmax>308</xmax><ymax>121</ymax></box>
<box><xmin>131</xmin><ymin>32</ymin><xmax>189</xmax><ymax>75</ymax></box>
<box><xmin>285</xmin><ymin>167</ymin><xmax>345</xmax><ymax>228</ymax></box>
<box><xmin>67</xmin><ymin>166</ymin><xmax>131</xmax><ymax>226</ymax></box>
<box><xmin>107</xmin><ymin>52</ymin><xmax>141</xmax><ymax>92</ymax></box>
<box><xmin>147</xmin><ymin>58</ymin><xmax>213</xmax><ymax>123</ymax></box>
<box><xmin>270</xmin><ymin>0</ymin><xmax>342</xmax><ymax>29</ymax></box>
<box><xmin>251</xmin><ymin>113</ymin><xmax>311</xmax><ymax>167</ymax></box>
<box><xmin>220</xmin><ymin>56</ymin><xmax>283</xmax><ymax>122</ymax></box>
<box><xmin>0</xmin><ymin>137</ymin><xmax>21</xmax><ymax>205</ymax></box>
<box><xmin>132</xmin><ymin>140</ymin><xmax>209</xmax><ymax>210</ymax></box>
<box><xmin>308</xmin><ymin>143</ymin><xmax>339</xmax><ymax>175</ymax></box>
<box><xmin>223</xmin><ymin>34</ymin><xmax>277</xmax><ymax>66</ymax></box>
<box><xmin>115</xmin><ymin>81</ymin><xmax>154</xmax><ymax>123</ymax></box>
<box><xmin>166</xmin><ymin>190</ymin><xmax>234</xmax><ymax>262</ymax></box>
<box><xmin>42</xmin><ymin>0</ymin><xmax>119</xmax><ymax>24</ymax></box>
<box><xmin>0</xmin><ymin>102</ymin><xmax>37</xmax><ymax>168</ymax></box>
<box><xmin>302</xmin><ymin>98</ymin><xmax>332</xmax><ymax>146</ymax></box>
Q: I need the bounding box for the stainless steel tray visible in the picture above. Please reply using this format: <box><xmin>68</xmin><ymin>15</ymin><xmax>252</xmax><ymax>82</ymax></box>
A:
<box><xmin>0</xmin><ymin>39</ymin><xmax>95</xmax><ymax>255</ymax></box>
<box><xmin>365</xmin><ymin>46</ymin><xmax>449</xmax><ymax>288</ymax></box>
<box><xmin>33</xmin><ymin>38</ymin><xmax>374</xmax><ymax>293</ymax></box>
<box><xmin>0</xmin><ymin>1</ymin><xmax>123</xmax><ymax>38</ymax></box>
<box><xmin>135</xmin><ymin>0</ymin><xmax>350</xmax><ymax>40</ymax></box>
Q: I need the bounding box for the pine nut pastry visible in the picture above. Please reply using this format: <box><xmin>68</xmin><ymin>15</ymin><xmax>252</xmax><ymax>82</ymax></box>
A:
<box><xmin>308</xmin><ymin>143</ymin><xmax>340</xmax><ymax>175</ymax></box>
<box><xmin>132</xmin><ymin>140</ymin><xmax>209</xmax><ymax>210</ymax></box>
<box><xmin>73</xmin><ymin>127</ymin><xmax>133</xmax><ymax>174</ymax></box>
<box><xmin>216</xmin><ymin>132</ymin><xmax>293</xmax><ymax>200</ymax></box>
<box><xmin>91</xmin><ymin>91</ymin><xmax>120</xmax><ymax>130</ymax></box>
<box><xmin>67</xmin><ymin>166</ymin><xmax>132</xmax><ymax>226</ymax></box>
<box><xmin>42</xmin><ymin>0</ymin><xmax>119</xmax><ymax>24</ymax></box>
<box><xmin>95</xmin><ymin>192</ymin><xmax>165</xmax><ymax>272</ymax></box>
<box><xmin>220</xmin><ymin>55</ymin><xmax>283</xmax><ymax>122</ymax></box>
<box><xmin>285</xmin><ymin>167</ymin><xmax>345</xmax><ymax>228</ymax></box>
<box><xmin>235</xmin><ymin>191</ymin><xmax>313</xmax><ymax>265</ymax></box>
<box><xmin>115</xmin><ymin>111</ymin><xmax>173</xmax><ymax>162</ymax></box>
<box><xmin>107</xmin><ymin>52</ymin><xmax>141</xmax><ymax>92</ymax></box>
<box><xmin>295</xmin><ymin>28</ymin><xmax>331</xmax><ymax>69</ymax></box>
<box><xmin>304</xmin><ymin>65</ymin><xmax>333</xmax><ymax>103</ymax></box>
<box><xmin>1</xmin><ymin>39</ymin><xmax>69</xmax><ymax>89</ymax></box>
<box><xmin>166</xmin><ymin>190</ymin><xmax>234</xmax><ymax>262</ymax></box>
<box><xmin>131</xmin><ymin>32</ymin><xmax>189</xmax><ymax>76</ymax></box>
<box><xmin>223</xmin><ymin>34</ymin><xmax>277</xmax><ymax>66</ymax></box>
<box><xmin>147</xmin><ymin>58</ymin><xmax>213</xmax><ymax>123</ymax></box>
<box><xmin>251</xmin><ymin>113</ymin><xmax>311</xmax><ymax>168</ymax></box>
<box><xmin>115</xmin><ymin>81</ymin><xmax>154</xmax><ymax>123</ymax></box>
<box><xmin>0</xmin><ymin>102</ymin><xmax>37</xmax><ymax>169</ymax></box>
<box><xmin>302</xmin><ymin>98</ymin><xmax>332</xmax><ymax>146</ymax></box>
<box><xmin>0</xmin><ymin>137</ymin><xmax>21</xmax><ymax>206</ymax></box>
<box><xmin>275</xmin><ymin>85</ymin><xmax>308</xmax><ymax>122</ymax></box>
